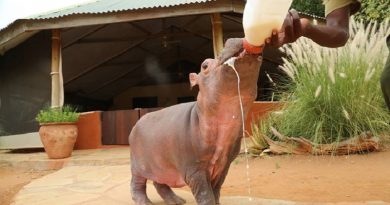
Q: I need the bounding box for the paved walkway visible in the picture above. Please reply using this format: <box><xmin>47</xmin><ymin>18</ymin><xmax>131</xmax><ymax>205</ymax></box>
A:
<box><xmin>0</xmin><ymin>147</ymin><xmax>129</xmax><ymax>170</ymax></box>
<box><xmin>2</xmin><ymin>148</ymin><xmax>389</xmax><ymax>205</ymax></box>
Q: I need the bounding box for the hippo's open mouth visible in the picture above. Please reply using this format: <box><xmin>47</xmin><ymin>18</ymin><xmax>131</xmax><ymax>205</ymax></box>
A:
<box><xmin>223</xmin><ymin>49</ymin><xmax>259</xmax><ymax>69</ymax></box>
<box><xmin>223</xmin><ymin>56</ymin><xmax>237</xmax><ymax>68</ymax></box>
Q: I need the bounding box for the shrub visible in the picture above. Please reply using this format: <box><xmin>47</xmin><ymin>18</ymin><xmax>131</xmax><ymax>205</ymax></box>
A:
<box><xmin>354</xmin><ymin>0</ymin><xmax>390</xmax><ymax>23</ymax></box>
<box><xmin>35</xmin><ymin>105</ymin><xmax>79</xmax><ymax>124</ymax></box>
<box><xmin>292</xmin><ymin>0</ymin><xmax>324</xmax><ymax>17</ymax></box>
<box><xmin>292</xmin><ymin>0</ymin><xmax>390</xmax><ymax>22</ymax></box>
<box><xmin>251</xmin><ymin>19</ymin><xmax>390</xmax><ymax>148</ymax></box>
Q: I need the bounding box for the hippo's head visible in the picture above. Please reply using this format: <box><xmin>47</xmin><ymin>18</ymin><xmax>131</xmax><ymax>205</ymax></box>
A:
<box><xmin>189</xmin><ymin>38</ymin><xmax>262</xmax><ymax>112</ymax></box>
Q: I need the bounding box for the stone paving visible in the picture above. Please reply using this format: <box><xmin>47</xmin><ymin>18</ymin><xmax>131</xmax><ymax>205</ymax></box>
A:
<box><xmin>0</xmin><ymin>147</ymin><xmax>129</xmax><ymax>170</ymax></box>
<box><xmin>2</xmin><ymin>148</ymin><xmax>389</xmax><ymax>205</ymax></box>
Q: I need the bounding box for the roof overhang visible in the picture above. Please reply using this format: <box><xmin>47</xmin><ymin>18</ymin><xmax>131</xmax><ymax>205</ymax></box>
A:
<box><xmin>0</xmin><ymin>0</ymin><xmax>244</xmax><ymax>55</ymax></box>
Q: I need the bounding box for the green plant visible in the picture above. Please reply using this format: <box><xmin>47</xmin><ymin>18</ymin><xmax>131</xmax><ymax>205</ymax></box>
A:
<box><xmin>292</xmin><ymin>0</ymin><xmax>390</xmax><ymax>23</ymax></box>
<box><xmin>355</xmin><ymin>0</ymin><xmax>390</xmax><ymax>23</ymax></box>
<box><xmin>35</xmin><ymin>105</ymin><xmax>79</xmax><ymax>124</ymax></box>
<box><xmin>292</xmin><ymin>0</ymin><xmax>324</xmax><ymax>17</ymax></box>
<box><xmin>252</xmin><ymin>19</ymin><xmax>390</xmax><ymax>148</ymax></box>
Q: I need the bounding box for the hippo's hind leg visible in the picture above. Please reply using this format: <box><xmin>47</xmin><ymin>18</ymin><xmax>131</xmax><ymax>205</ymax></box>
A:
<box><xmin>153</xmin><ymin>182</ymin><xmax>186</xmax><ymax>205</ymax></box>
<box><xmin>131</xmin><ymin>174</ymin><xmax>153</xmax><ymax>205</ymax></box>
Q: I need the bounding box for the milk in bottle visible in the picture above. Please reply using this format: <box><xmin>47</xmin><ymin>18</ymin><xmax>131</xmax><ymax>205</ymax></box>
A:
<box><xmin>243</xmin><ymin>0</ymin><xmax>293</xmax><ymax>47</ymax></box>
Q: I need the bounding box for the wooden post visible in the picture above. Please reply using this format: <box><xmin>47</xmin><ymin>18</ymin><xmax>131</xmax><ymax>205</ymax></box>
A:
<box><xmin>51</xmin><ymin>29</ymin><xmax>62</xmax><ymax>108</ymax></box>
<box><xmin>211</xmin><ymin>13</ymin><xmax>224</xmax><ymax>58</ymax></box>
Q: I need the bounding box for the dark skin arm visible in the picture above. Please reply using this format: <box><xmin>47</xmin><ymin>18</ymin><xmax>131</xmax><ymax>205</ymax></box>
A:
<box><xmin>219</xmin><ymin>3</ymin><xmax>358</xmax><ymax>63</ymax></box>
<box><xmin>267</xmin><ymin>6</ymin><xmax>352</xmax><ymax>48</ymax></box>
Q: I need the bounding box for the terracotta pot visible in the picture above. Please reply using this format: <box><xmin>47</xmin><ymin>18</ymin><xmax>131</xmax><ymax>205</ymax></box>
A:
<box><xmin>39</xmin><ymin>123</ymin><xmax>78</xmax><ymax>159</ymax></box>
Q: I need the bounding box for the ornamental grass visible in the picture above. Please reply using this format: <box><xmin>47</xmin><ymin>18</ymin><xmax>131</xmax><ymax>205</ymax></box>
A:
<box><xmin>251</xmin><ymin>19</ymin><xmax>390</xmax><ymax>154</ymax></box>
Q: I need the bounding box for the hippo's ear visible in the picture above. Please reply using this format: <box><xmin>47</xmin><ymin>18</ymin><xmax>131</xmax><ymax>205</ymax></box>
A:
<box><xmin>189</xmin><ymin>73</ymin><xmax>199</xmax><ymax>88</ymax></box>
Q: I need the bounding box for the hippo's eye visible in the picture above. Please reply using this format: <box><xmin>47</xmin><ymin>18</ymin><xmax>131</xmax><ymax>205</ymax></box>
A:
<box><xmin>201</xmin><ymin>61</ymin><xmax>208</xmax><ymax>71</ymax></box>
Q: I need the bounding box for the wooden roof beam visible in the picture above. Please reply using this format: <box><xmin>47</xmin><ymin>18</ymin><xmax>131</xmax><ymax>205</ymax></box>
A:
<box><xmin>87</xmin><ymin>63</ymin><xmax>143</xmax><ymax>95</ymax></box>
<box><xmin>221</xmin><ymin>14</ymin><xmax>242</xmax><ymax>25</ymax></box>
<box><xmin>172</xmin><ymin>25</ymin><xmax>211</xmax><ymax>41</ymax></box>
<box><xmin>182</xmin><ymin>15</ymin><xmax>202</xmax><ymax>28</ymax></box>
<box><xmin>128</xmin><ymin>22</ymin><xmax>151</xmax><ymax>35</ymax></box>
<box><xmin>63</xmin><ymin>24</ymin><xmax>106</xmax><ymax>50</ymax></box>
<box><xmin>105</xmin><ymin>60</ymin><xmax>141</xmax><ymax>67</ymax></box>
<box><xmin>110</xmin><ymin>75</ymin><xmax>150</xmax><ymax>97</ymax></box>
<box><xmin>77</xmin><ymin>31</ymin><xmax>198</xmax><ymax>44</ymax></box>
<box><xmin>64</xmin><ymin>39</ymin><xmax>145</xmax><ymax>85</ymax></box>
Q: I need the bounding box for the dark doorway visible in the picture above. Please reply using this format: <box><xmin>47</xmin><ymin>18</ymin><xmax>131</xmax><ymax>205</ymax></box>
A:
<box><xmin>133</xmin><ymin>96</ymin><xmax>158</xmax><ymax>108</ymax></box>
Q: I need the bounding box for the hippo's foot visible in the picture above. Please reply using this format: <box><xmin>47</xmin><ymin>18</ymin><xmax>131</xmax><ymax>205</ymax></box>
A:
<box><xmin>153</xmin><ymin>182</ymin><xmax>186</xmax><ymax>205</ymax></box>
<box><xmin>131</xmin><ymin>175</ymin><xmax>154</xmax><ymax>205</ymax></box>
<box><xmin>133</xmin><ymin>198</ymin><xmax>153</xmax><ymax>205</ymax></box>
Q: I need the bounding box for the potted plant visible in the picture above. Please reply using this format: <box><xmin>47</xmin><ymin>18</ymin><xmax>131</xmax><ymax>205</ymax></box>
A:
<box><xmin>35</xmin><ymin>105</ymin><xmax>79</xmax><ymax>159</ymax></box>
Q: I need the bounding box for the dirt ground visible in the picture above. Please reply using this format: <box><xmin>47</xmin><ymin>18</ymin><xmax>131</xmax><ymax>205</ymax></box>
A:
<box><xmin>1</xmin><ymin>151</ymin><xmax>390</xmax><ymax>204</ymax></box>
<box><xmin>223</xmin><ymin>150</ymin><xmax>390</xmax><ymax>203</ymax></box>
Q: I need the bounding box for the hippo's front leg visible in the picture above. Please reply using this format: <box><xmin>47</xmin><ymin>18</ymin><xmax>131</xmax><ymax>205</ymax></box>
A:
<box><xmin>212</xmin><ymin>141</ymin><xmax>241</xmax><ymax>204</ymax></box>
<box><xmin>186</xmin><ymin>170</ymin><xmax>216</xmax><ymax>205</ymax></box>
<box><xmin>212</xmin><ymin>167</ymin><xmax>229</xmax><ymax>205</ymax></box>
<box><xmin>211</xmin><ymin>160</ymin><xmax>237</xmax><ymax>204</ymax></box>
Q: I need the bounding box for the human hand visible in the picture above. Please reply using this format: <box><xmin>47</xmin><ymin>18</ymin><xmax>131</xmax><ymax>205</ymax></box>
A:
<box><xmin>266</xmin><ymin>9</ymin><xmax>310</xmax><ymax>48</ymax></box>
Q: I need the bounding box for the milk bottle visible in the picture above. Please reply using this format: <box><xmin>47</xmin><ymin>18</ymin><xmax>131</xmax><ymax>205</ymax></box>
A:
<box><xmin>243</xmin><ymin>0</ymin><xmax>293</xmax><ymax>53</ymax></box>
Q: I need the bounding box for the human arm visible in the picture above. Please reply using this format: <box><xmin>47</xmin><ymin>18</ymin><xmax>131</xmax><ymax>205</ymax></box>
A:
<box><xmin>267</xmin><ymin>2</ymin><xmax>360</xmax><ymax>48</ymax></box>
<box><xmin>303</xmin><ymin>6</ymin><xmax>350</xmax><ymax>47</ymax></box>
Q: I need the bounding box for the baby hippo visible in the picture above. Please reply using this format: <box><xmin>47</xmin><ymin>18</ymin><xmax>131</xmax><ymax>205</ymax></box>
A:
<box><xmin>129</xmin><ymin>38</ymin><xmax>262</xmax><ymax>205</ymax></box>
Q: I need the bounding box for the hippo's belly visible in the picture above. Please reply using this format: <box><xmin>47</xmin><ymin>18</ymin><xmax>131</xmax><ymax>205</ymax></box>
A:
<box><xmin>134</xmin><ymin>158</ymin><xmax>186</xmax><ymax>188</ymax></box>
<box><xmin>150</xmin><ymin>169</ymin><xmax>186</xmax><ymax>188</ymax></box>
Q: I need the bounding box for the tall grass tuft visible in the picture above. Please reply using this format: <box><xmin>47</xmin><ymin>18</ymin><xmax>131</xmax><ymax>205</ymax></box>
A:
<box><xmin>254</xmin><ymin>19</ymin><xmax>390</xmax><ymax>146</ymax></box>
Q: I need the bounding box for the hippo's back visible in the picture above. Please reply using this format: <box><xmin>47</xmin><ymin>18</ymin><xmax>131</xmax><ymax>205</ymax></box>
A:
<box><xmin>129</xmin><ymin>101</ymin><xmax>196</xmax><ymax>144</ymax></box>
